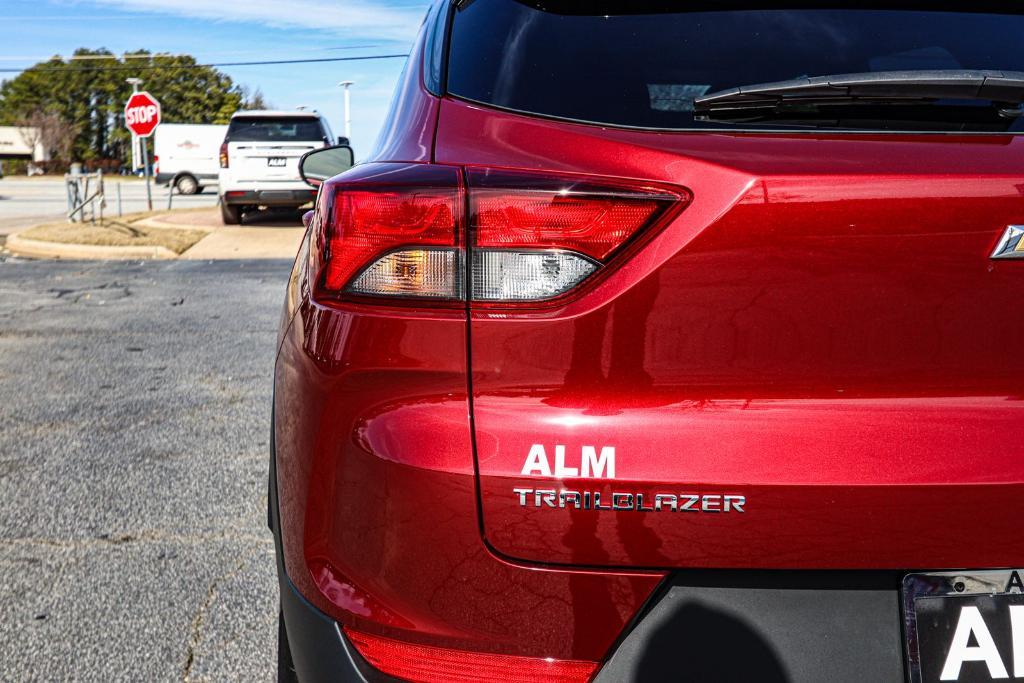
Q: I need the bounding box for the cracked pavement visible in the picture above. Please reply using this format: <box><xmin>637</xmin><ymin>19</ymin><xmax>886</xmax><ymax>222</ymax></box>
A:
<box><xmin>0</xmin><ymin>257</ymin><xmax>293</xmax><ymax>681</ymax></box>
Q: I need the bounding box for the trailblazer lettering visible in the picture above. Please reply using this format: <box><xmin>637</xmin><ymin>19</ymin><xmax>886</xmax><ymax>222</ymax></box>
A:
<box><xmin>521</xmin><ymin>444</ymin><xmax>615</xmax><ymax>479</ymax></box>
<box><xmin>512</xmin><ymin>488</ymin><xmax>746</xmax><ymax>513</ymax></box>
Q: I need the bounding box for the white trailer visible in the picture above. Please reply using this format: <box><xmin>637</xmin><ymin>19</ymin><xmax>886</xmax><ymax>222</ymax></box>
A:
<box><xmin>153</xmin><ymin>123</ymin><xmax>227</xmax><ymax>195</ymax></box>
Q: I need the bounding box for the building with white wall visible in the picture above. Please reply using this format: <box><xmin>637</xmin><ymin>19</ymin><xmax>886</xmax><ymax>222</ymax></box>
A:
<box><xmin>0</xmin><ymin>127</ymin><xmax>50</xmax><ymax>163</ymax></box>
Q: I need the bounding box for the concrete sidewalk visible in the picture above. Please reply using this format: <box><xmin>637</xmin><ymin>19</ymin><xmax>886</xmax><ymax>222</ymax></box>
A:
<box><xmin>143</xmin><ymin>208</ymin><xmax>305</xmax><ymax>260</ymax></box>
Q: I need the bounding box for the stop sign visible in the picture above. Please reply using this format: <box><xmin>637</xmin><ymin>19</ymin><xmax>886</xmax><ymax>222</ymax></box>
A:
<box><xmin>124</xmin><ymin>91</ymin><xmax>161</xmax><ymax>137</ymax></box>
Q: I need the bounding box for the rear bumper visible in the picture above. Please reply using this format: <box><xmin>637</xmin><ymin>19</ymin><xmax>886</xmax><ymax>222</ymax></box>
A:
<box><xmin>222</xmin><ymin>189</ymin><xmax>317</xmax><ymax>206</ymax></box>
<box><xmin>278</xmin><ymin>575</ymin><xmax>908</xmax><ymax>683</ymax></box>
<box><xmin>279</xmin><ymin>546</ymin><xmax>908</xmax><ymax>683</ymax></box>
<box><xmin>270</xmin><ymin>435</ymin><xmax>379</xmax><ymax>683</ymax></box>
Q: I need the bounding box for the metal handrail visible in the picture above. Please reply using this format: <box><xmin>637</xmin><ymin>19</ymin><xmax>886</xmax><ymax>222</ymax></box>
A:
<box><xmin>65</xmin><ymin>170</ymin><xmax>106</xmax><ymax>223</ymax></box>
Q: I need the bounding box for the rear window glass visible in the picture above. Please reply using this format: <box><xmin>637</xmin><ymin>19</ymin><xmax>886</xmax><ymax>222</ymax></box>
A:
<box><xmin>447</xmin><ymin>2</ymin><xmax>1024</xmax><ymax>132</ymax></box>
<box><xmin>227</xmin><ymin>117</ymin><xmax>325</xmax><ymax>142</ymax></box>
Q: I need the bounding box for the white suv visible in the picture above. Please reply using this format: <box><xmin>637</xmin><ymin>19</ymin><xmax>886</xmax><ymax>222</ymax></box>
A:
<box><xmin>217</xmin><ymin>110</ymin><xmax>336</xmax><ymax>224</ymax></box>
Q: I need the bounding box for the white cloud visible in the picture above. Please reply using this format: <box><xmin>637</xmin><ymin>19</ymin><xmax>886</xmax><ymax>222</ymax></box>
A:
<box><xmin>82</xmin><ymin>0</ymin><xmax>428</xmax><ymax>42</ymax></box>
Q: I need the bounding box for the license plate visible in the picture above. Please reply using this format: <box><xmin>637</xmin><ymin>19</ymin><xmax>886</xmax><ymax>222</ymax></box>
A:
<box><xmin>904</xmin><ymin>570</ymin><xmax>1024</xmax><ymax>682</ymax></box>
<box><xmin>267</xmin><ymin>157</ymin><xmax>287</xmax><ymax>167</ymax></box>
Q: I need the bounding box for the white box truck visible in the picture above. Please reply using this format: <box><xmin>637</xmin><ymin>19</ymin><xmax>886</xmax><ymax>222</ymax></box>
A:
<box><xmin>153</xmin><ymin>123</ymin><xmax>228</xmax><ymax>195</ymax></box>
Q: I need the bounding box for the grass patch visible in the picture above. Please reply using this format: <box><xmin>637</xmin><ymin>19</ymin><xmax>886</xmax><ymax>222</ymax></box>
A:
<box><xmin>20</xmin><ymin>216</ymin><xmax>207</xmax><ymax>254</ymax></box>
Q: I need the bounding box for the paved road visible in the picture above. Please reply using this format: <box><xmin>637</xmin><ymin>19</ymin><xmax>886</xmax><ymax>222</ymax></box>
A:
<box><xmin>0</xmin><ymin>179</ymin><xmax>219</xmax><ymax>235</ymax></box>
<box><xmin>0</xmin><ymin>257</ymin><xmax>292</xmax><ymax>681</ymax></box>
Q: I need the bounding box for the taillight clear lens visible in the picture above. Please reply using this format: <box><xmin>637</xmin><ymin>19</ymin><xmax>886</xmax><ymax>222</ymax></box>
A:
<box><xmin>344</xmin><ymin>627</ymin><xmax>598</xmax><ymax>683</ymax></box>
<box><xmin>314</xmin><ymin>164</ymin><xmax>686</xmax><ymax>305</ymax></box>
<box><xmin>471</xmin><ymin>250</ymin><xmax>597</xmax><ymax>301</ymax></box>
<box><xmin>349</xmin><ymin>248</ymin><xmax>462</xmax><ymax>298</ymax></box>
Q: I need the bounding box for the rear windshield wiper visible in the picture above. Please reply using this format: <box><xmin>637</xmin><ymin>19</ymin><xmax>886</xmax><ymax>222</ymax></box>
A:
<box><xmin>694</xmin><ymin>70</ymin><xmax>1024</xmax><ymax>120</ymax></box>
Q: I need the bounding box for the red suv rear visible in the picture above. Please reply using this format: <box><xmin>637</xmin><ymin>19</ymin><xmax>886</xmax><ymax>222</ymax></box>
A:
<box><xmin>271</xmin><ymin>3</ymin><xmax>1024</xmax><ymax>681</ymax></box>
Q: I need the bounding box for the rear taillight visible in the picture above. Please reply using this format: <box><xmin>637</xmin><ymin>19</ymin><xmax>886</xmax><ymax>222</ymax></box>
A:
<box><xmin>219</xmin><ymin>142</ymin><xmax>229</xmax><ymax>168</ymax></box>
<box><xmin>344</xmin><ymin>628</ymin><xmax>598</xmax><ymax>683</ymax></box>
<box><xmin>312</xmin><ymin>163</ymin><xmax>686</xmax><ymax>306</ymax></box>
<box><xmin>316</xmin><ymin>164</ymin><xmax>464</xmax><ymax>300</ymax></box>
<box><xmin>153</xmin><ymin>155</ymin><xmax>159</xmax><ymax>175</ymax></box>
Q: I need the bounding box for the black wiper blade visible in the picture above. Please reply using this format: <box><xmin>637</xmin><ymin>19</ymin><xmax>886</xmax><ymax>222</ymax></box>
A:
<box><xmin>694</xmin><ymin>70</ymin><xmax>1024</xmax><ymax>112</ymax></box>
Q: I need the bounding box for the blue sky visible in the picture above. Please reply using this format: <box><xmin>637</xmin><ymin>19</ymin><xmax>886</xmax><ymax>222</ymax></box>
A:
<box><xmin>1</xmin><ymin>0</ymin><xmax>432</xmax><ymax>154</ymax></box>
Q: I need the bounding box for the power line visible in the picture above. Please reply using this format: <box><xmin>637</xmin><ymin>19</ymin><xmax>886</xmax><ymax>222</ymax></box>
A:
<box><xmin>0</xmin><ymin>53</ymin><xmax>409</xmax><ymax>73</ymax></box>
<box><xmin>0</xmin><ymin>45</ymin><xmax>382</xmax><ymax>62</ymax></box>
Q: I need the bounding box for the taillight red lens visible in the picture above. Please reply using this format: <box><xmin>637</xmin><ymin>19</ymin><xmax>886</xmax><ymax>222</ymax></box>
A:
<box><xmin>313</xmin><ymin>164</ymin><xmax>686</xmax><ymax>304</ymax></box>
<box><xmin>472</xmin><ymin>193</ymin><xmax>661</xmax><ymax>260</ymax></box>
<box><xmin>469</xmin><ymin>169</ymin><xmax>682</xmax><ymax>261</ymax></box>
<box><xmin>344</xmin><ymin>628</ymin><xmax>598</xmax><ymax>683</ymax></box>
<box><xmin>219</xmin><ymin>142</ymin><xmax>229</xmax><ymax>169</ymax></box>
<box><xmin>319</xmin><ymin>165</ymin><xmax>464</xmax><ymax>296</ymax></box>
<box><xmin>325</xmin><ymin>187</ymin><xmax>461</xmax><ymax>291</ymax></box>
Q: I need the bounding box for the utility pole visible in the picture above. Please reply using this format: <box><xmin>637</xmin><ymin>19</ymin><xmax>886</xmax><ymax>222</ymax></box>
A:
<box><xmin>338</xmin><ymin>81</ymin><xmax>355</xmax><ymax>141</ymax></box>
<box><xmin>125</xmin><ymin>77</ymin><xmax>153</xmax><ymax>211</ymax></box>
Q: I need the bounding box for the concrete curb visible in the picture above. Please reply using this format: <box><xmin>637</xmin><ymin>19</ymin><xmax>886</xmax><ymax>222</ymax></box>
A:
<box><xmin>6</xmin><ymin>233</ymin><xmax>178</xmax><ymax>260</ymax></box>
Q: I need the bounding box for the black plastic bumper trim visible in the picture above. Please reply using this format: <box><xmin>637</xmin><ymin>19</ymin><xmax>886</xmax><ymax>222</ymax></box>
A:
<box><xmin>593</xmin><ymin>569</ymin><xmax>907</xmax><ymax>683</ymax></box>
<box><xmin>277</xmin><ymin>564</ymin><xmax>375</xmax><ymax>683</ymax></box>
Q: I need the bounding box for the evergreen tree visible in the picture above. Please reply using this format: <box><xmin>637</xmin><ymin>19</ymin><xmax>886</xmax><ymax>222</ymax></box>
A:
<box><xmin>0</xmin><ymin>49</ymin><xmax>247</xmax><ymax>164</ymax></box>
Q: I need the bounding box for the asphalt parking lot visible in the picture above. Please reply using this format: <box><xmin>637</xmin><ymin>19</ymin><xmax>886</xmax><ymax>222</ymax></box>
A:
<box><xmin>0</xmin><ymin>257</ymin><xmax>292</xmax><ymax>681</ymax></box>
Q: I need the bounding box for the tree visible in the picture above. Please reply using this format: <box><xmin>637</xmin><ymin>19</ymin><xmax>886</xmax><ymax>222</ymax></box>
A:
<box><xmin>19</xmin><ymin>107</ymin><xmax>79</xmax><ymax>164</ymax></box>
<box><xmin>239</xmin><ymin>87</ymin><xmax>273</xmax><ymax>111</ymax></box>
<box><xmin>0</xmin><ymin>49</ymin><xmax>247</xmax><ymax>166</ymax></box>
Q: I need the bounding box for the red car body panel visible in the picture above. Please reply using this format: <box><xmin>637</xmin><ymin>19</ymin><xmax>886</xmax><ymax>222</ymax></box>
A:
<box><xmin>435</xmin><ymin>99</ymin><xmax>1024</xmax><ymax>569</ymax></box>
<box><xmin>366</xmin><ymin>25</ymin><xmax>437</xmax><ymax>165</ymax></box>
<box><xmin>274</xmin><ymin>6</ymin><xmax>1024</xmax><ymax>675</ymax></box>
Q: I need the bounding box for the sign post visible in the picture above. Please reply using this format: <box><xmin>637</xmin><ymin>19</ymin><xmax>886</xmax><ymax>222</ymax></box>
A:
<box><xmin>124</xmin><ymin>87</ymin><xmax>161</xmax><ymax>211</ymax></box>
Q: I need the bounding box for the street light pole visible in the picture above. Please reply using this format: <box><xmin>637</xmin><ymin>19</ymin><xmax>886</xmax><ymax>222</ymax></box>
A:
<box><xmin>125</xmin><ymin>77</ymin><xmax>152</xmax><ymax>210</ymax></box>
<box><xmin>338</xmin><ymin>81</ymin><xmax>354</xmax><ymax>141</ymax></box>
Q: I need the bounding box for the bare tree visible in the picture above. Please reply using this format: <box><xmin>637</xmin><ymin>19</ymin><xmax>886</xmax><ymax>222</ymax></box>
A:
<box><xmin>239</xmin><ymin>87</ymin><xmax>273</xmax><ymax>111</ymax></box>
<box><xmin>19</xmin><ymin>108</ymin><xmax>80</xmax><ymax>165</ymax></box>
<box><xmin>17</xmin><ymin>121</ymin><xmax>42</xmax><ymax>156</ymax></box>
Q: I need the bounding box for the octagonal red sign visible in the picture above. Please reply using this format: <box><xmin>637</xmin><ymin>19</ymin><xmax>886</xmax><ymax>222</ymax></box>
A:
<box><xmin>124</xmin><ymin>92</ymin><xmax>161</xmax><ymax>137</ymax></box>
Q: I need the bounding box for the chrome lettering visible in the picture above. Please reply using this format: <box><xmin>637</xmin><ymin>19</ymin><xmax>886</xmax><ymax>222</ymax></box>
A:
<box><xmin>724</xmin><ymin>495</ymin><xmax>746</xmax><ymax>513</ymax></box>
<box><xmin>513</xmin><ymin>488</ymin><xmax>747</xmax><ymax>514</ymax></box>
<box><xmin>559</xmin><ymin>490</ymin><xmax>582</xmax><ymax>509</ymax></box>
<box><xmin>612</xmin><ymin>493</ymin><xmax>634</xmax><ymax>510</ymax></box>
<box><xmin>654</xmin><ymin>494</ymin><xmax>678</xmax><ymax>511</ymax></box>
